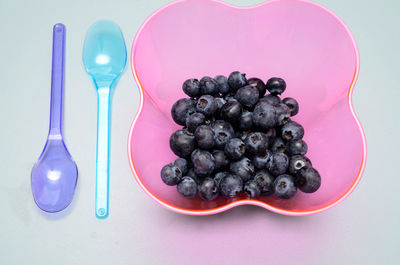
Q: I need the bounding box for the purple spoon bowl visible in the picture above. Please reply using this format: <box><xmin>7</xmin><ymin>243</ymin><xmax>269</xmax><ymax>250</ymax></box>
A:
<box><xmin>31</xmin><ymin>23</ymin><xmax>78</xmax><ymax>213</ymax></box>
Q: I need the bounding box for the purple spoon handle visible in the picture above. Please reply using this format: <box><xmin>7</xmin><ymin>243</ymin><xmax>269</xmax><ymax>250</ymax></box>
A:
<box><xmin>49</xmin><ymin>24</ymin><xmax>65</xmax><ymax>136</ymax></box>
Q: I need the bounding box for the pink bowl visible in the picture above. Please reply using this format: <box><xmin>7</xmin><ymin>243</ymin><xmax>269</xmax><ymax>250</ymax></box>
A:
<box><xmin>128</xmin><ymin>0</ymin><xmax>366</xmax><ymax>216</ymax></box>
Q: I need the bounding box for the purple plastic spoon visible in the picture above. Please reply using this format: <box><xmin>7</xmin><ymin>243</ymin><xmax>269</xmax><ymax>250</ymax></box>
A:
<box><xmin>31</xmin><ymin>24</ymin><xmax>78</xmax><ymax>213</ymax></box>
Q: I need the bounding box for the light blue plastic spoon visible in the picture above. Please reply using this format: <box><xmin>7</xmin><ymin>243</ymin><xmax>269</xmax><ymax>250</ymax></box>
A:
<box><xmin>82</xmin><ymin>21</ymin><xmax>126</xmax><ymax>219</ymax></box>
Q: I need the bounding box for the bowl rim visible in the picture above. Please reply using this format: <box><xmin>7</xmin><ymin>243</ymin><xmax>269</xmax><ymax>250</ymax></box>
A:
<box><xmin>127</xmin><ymin>0</ymin><xmax>367</xmax><ymax>216</ymax></box>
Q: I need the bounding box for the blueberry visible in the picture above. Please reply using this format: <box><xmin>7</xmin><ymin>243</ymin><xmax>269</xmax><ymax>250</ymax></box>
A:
<box><xmin>204</xmin><ymin>116</ymin><xmax>216</xmax><ymax>126</ymax></box>
<box><xmin>177</xmin><ymin>177</ymin><xmax>198</xmax><ymax>197</ymax></box>
<box><xmin>230</xmin><ymin>157</ymin><xmax>255</xmax><ymax>182</ymax></box>
<box><xmin>186</xmin><ymin>112</ymin><xmax>205</xmax><ymax>132</ymax></box>
<box><xmin>199</xmin><ymin>178</ymin><xmax>219</xmax><ymax>200</ymax></box>
<box><xmin>211</xmin><ymin>120</ymin><xmax>235</xmax><ymax>149</ymax></box>
<box><xmin>244</xmin><ymin>180</ymin><xmax>261</xmax><ymax>198</ymax></box>
<box><xmin>296</xmin><ymin>167</ymin><xmax>321</xmax><ymax>193</ymax></box>
<box><xmin>200</xmin><ymin>76</ymin><xmax>219</xmax><ymax>95</ymax></box>
<box><xmin>282</xmin><ymin>121</ymin><xmax>304</xmax><ymax>141</ymax></box>
<box><xmin>265</xmin><ymin>128</ymin><xmax>276</xmax><ymax>143</ymax></box>
<box><xmin>234</xmin><ymin>85</ymin><xmax>259</xmax><ymax>109</ymax></box>
<box><xmin>252</xmin><ymin>150</ymin><xmax>272</xmax><ymax>169</ymax></box>
<box><xmin>214</xmin><ymin>97</ymin><xmax>227</xmax><ymax>113</ymax></box>
<box><xmin>161</xmin><ymin>164</ymin><xmax>183</xmax><ymax>186</ymax></box>
<box><xmin>171</xmin><ymin>98</ymin><xmax>196</xmax><ymax>126</ymax></box>
<box><xmin>273</xmin><ymin>174</ymin><xmax>297</xmax><ymax>199</ymax></box>
<box><xmin>288</xmin><ymin>155</ymin><xmax>312</xmax><ymax>174</ymax></box>
<box><xmin>182</xmin><ymin>78</ymin><xmax>201</xmax><ymax>98</ymax></box>
<box><xmin>252</xmin><ymin>102</ymin><xmax>277</xmax><ymax>130</ymax></box>
<box><xmin>186</xmin><ymin>168</ymin><xmax>202</xmax><ymax>184</ymax></box>
<box><xmin>248</xmin><ymin>77</ymin><xmax>267</xmax><ymax>97</ymax></box>
<box><xmin>213</xmin><ymin>171</ymin><xmax>229</xmax><ymax>187</ymax></box>
<box><xmin>282</xmin><ymin>97</ymin><xmax>299</xmax><ymax>116</ymax></box>
<box><xmin>270</xmin><ymin>137</ymin><xmax>286</xmax><ymax>153</ymax></box>
<box><xmin>236</xmin><ymin>130</ymin><xmax>249</xmax><ymax>142</ymax></box>
<box><xmin>254</xmin><ymin>170</ymin><xmax>275</xmax><ymax>195</ymax></box>
<box><xmin>212</xmin><ymin>150</ymin><xmax>230</xmax><ymax>171</ymax></box>
<box><xmin>174</xmin><ymin>158</ymin><xmax>188</xmax><ymax>174</ymax></box>
<box><xmin>196</xmin><ymin>95</ymin><xmax>217</xmax><ymax>116</ymax></box>
<box><xmin>266</xmin><ymin>77</ymin><xmax>286</xmax><ymax>95</ymax></box>
<box><xmin>225</xmin><ymin>138</ymin><xmax>246</xmax><ymax>160</ymax></box>
<box><xmin>287</xmin><ymin>139</ymin><xmax>308</xmax><ymax>155</ymax></box>
<box><xmin>244</xmin><ymin>132</ymin><xmax>269</xmax><ymax>155</ymax></box>
<box><xmin>274</xmin><ymin>103</ymin><xmax>291</xmax><ymax>126</ymax></box>
<box><xmin>214</xmin><ymin>75</ymin><xmax>230</xmax><ymax>95</ymax></box>
<box><xmin>195</xmin><ymin>125</ymin><xmax>215</xmax><ymax>149</ymax></box>
<box><xmin>191</xmin><ymin>149</ymin><xmax>215</xmax><ymax>177</ymax></box>
<box><xmin>237</xmin><ymin>111</ymin><xmax>253</xmax><ymax>131</ymax></box>
<box><xmin>259</xmin><ymin>94</ymin><xmax>281</xmax><ymax>105</ymax></box>
<box><xmin>220</xmin><ymin>174</ymin><xmax>243</xmax><ymax>197</ymax></box>
<box><xmin>228</xmin><ymin>71</ymin><xmax>247</xmax><ymax>92</ymax></box>
<box><xmin>170</xmin><ymin>129</ymin><xmax>196</xmax><ymax>157</ymax></box>
<box><xmin>268</xmin><ymin>152</ymin><xmax>289</xmax><ymax>176</ymax></box>
<box><xmin>220</xmin><ymin>100</ymin><xmax>243</xmax><ymax>123</ymax></box>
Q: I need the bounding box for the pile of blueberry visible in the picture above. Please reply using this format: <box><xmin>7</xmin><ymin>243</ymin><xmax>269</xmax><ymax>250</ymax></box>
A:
<box><xmin>161</xmin><ymin>71</ymin><xmax>321</xmax><ymax>201</ymax></box>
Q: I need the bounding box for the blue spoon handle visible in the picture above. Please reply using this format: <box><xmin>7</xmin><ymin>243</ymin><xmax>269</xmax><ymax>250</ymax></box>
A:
<box><xmin>95</xmin><ymin>86</ymin><xmax>111</xmax><ymax>219</ymax></box>
<box><xmin>49</xmin><ymin>24</ymin><xmax>65</xmax><ymax>136</ymax></box>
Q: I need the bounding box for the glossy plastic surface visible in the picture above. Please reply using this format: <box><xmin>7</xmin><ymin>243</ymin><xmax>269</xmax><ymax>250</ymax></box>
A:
<box><xmin>128</xmin><ymin>0</ymin><xmax>367</xmax><ymax>216</ymax></box>
<box><xmin>83</xmin><ymin>20</ymin><xmax>127</xmax><ymax>219</ymax></box>
<box><xmin>31</xmin><ymin>23</ymin><xmax>78</xmax><ymax>213</ymax></box>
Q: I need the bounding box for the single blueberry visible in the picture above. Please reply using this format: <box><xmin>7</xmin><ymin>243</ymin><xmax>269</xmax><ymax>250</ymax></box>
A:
<box><xmin>182</xmin><ymin>78</ymin><xmax>201</xmax><ymax>98</ymax></box>
<box><xmin>287</xmin><ymin>139</ymin><xmax>308</xmax><ymax>155</ymax></box>
<box><xmin>273</xmin><ymin>174</ymin><xmax>297</xmax><ymax>199</ymax></box>
<box><xmin>186</xmin><ymin>112</ymin><xmax>205</xmax><ymax>133</ymax></box>
<box><xmin>252</xmin><ymin>101</ymin><xmax>277</xmax><ymax>130</ymax></box>
<box><xmin>244</xmin><ymin>180</ymin><xmax>261</xmax><ymax>198</ymax></box>
<box><xmin>196</xmin><ymin>95</ymin><xmax>217</xmax><ymax>116</ymax></box>
<box><xmin>220</xmin><ymin>100</ymin><xmax>243</xmax><ymax>124</ymax></box>
<box><xmin>288</xmin><ymin>155</ymin><xmax>312</xmax><ymax>175</ymax></box>
<box><xmin>224</xmin><ymin>138</ymin><xmax>246</xmax><ymax>160</ymax></box>
<box><xmin>296</xmin><ymin>167</ymin><xmax>321</xmax><ymax>193</ymax></box>
<box><xmin>211</xmin><ymin>120</ymin><xmax>235</xmax><ymax>149</ymax></box>
<box><xmin>252</xmin><ymin>150</ymin><xmax>273</xmax><ymax>169</ymax></box>
<box><xmin>177</xmin><ymin>177</ymin><xmax>198</xmax><ymax>197</ymax></box>
<box><xmin>230</xmin><ymin>157</ymin><xmax>256</xmax><ymax>182</ymax></box>
<box><xmin>169</xmin><ymin>129</ymin><xmax>196</xmax><ymax>157</ymax></box>
<box><xmin>270</xmin><ymin>137</ymin><xmax>286</xmax><ymax>153</ymax></box>
<box><xmin>274</xmin><ymin>103</ymin><xmax>291</xmax><ymax>126</ymax></box>
<box><xmin>191</xmin><ymin>149</ymin><xmax>215</xmax><ymax>177</ymax></box>
<box><xmin>259</xmin><ymin>94</ymin><xmax>281</xmax><ymax>105</ymax></box>
<box><xmin>244</xmin><ymin>132</ymin><xmax>269</xmax><ymax>155</ymax></box>
<box><xmin>266</xmin><ymin>77</ymin><xmax>286</xmax><ymax>95</ymax></box>
<box><xmin>234</xmin><ymin>85</ymin><xmax>259</xmax><ymax>109</ymax></box>
<box><xmin>254</xmin><ymin>170</ymin><xmax>275</xmax><ymax>195</ymax></box>
<box><xmin>213</xmin><ymin>171</ymin><xmax>229</xmax><ymax>187</ymax></box>
<box><xmin>199</xmin><ymin>178</ymin><xmax>219</xmax><ymax>200</ymax></box>
<box><xmin>174</xmin><ymin>158</ymin><xmax>188</xmax><ymax>175</ymax></box>
<box><xmin>282</xmin><ymin>97</ymin><xmax>299</xmax><ymax>116</ymax></box>
<box><xmin>248</xmin><ymin>77</ymin><xmax>267</xmax><ymax>97</ymax></box>
<box><xmin>220</xmin><ymin>174</ymin><xmax>243</xmax><ymax>197</ymax></box>
<box><xmin>281</xmin><ymin>121</ymin><xmax>304</xmax><ymax>141</ymax></box>
<box><xmin>171</xmin><ymin>98</ymin><xmax>196</xmax><ymax>126</ymax></box>
<box><xmin>214</xmin><ymin>75</ymin><xmax>230</xmax><ymax>95</ymax></box>
<box><xmin>212</xmin><ymin>150</ymin><xmax>230</xmax><ymax>171</ymax></box>
<box><xmin>161</xmin><ymin>164</ymin><xmax>183</xmax><ymax>186</ymax></box>
<box><xmin>268</xmin><ymin>152</ymin><xmax>289</xmax><ymax>176</ymax></box>
<box><xmin>195</xmin><ymin>125</ymin><xmax>215</xmax><ymax>149</ymax></box>
<box><xmin>228</xmin><ymin>71</ymin><xmax>247</xmax><ymax>92</ymax></box>
<box><xmin>200</xmin><ymin>76</ymin><xmax>219</xmax><ymax>95</ymax></box>
<box><xmin>237</xmin><ymin>111</ymin><xmax>253</xmax><ymax>131</ymax></box>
